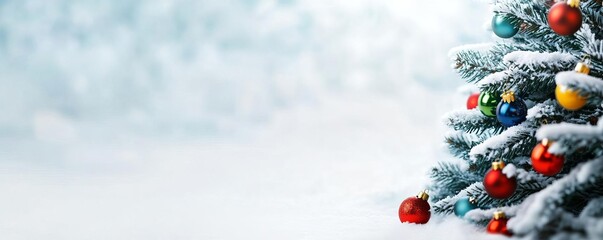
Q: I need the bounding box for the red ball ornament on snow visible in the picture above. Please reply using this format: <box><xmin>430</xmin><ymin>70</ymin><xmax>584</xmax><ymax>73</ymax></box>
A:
<box><xmin>483</xmin><ymin>161</ymin><xmax>517</xmax><ymax>199</ymax></box>
<box><xmin>398</xmin><ymin>190</ymin><xmax>431</xmax><ymax>224</ymax></box>
<box><xmin>531</xmin><ymin>139</ymin><xmax>565</xmax><ymax>176</ymax></box>
<box><xmin>487</xmin><ymin>211</ymin><xmax>512</xmax><ymax>236</ymax></box>
<box><xmin>467</xmin><ymin>92</ymin><xmax>480</xmax><ymax>110</ymax></box>
<box><xmin>547</xmin><ymin>0</ymin><xmax>582</xmax><ymax>36</ymax></box>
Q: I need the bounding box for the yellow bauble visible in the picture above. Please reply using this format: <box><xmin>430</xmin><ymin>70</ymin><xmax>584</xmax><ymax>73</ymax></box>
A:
<box><xmin>555</xmin><ymin>85</ymin><xmax>587</xmax><ymax>111</ymax></box>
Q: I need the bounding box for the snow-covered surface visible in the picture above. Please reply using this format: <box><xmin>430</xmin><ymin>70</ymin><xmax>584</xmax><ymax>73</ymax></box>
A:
<box><xmin>503</xmin><ymin>51</ymin><xmax>576</xmax><ymax>69</ymax></box>
<box><xmin>502</xmin><ymin>163</ymin><xmax>517</xmax><ymax>178</ymax></box>
<box><xmin>503</xmin><ymin>51</ymin><xmax>574</xmax><ymax>65</ymax></box>
<box><xmin>0</xmin><ymin>0</ymin><xmax>505</xmax><ymax>239</ymax></box>
<box><xmin>477</xmin><ymin>71</ymin><xmax>507</xmax><ymax>87</ymax></box>
<box><xmin>0</xmin><ymin>95</ymin><xmax>507</xmax><ymax>240</ymax></box>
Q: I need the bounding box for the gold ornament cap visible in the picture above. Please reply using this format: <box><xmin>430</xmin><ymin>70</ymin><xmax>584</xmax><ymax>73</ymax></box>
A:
<box><xmin>417</xmin><ymin>190</ymin><xmax>429</xmax><ymax>201</ymax></box>
<box><xmin>501</xmin><ymin>91</ymin><xmax>516</xmax><ymax>103</ymax></box>
<box><xmin>575</xmin><ymin>62</ymin><xmax>590</xmax><ymax>74</ymax></box>
<box><xmin>567</xmin><ymin>0</ymin><xmax>580</xmax><ymax>8</ymax></box>
<box><xmin>469</xmin><ymin>196</ymin><xmax>477</xmax><ymax>204</ymax></box>
<box><xmin>493</xmin><ymin>210</ymin><xmax>506</xmax><ymax>220</ymax></box>
<box><xmin>542</xmin><ymin>138</ymin><xmax>552</xmax><ymax>147</ymax></box>
<box><xmin>492</xmin><ymin>161</ymin><xmax>505</xmax><ymax>170</ymax></box>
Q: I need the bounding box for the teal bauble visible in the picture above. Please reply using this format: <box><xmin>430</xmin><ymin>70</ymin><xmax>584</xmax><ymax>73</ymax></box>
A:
<box><xmin>478</xmin><ymin>91</ymin><xmax>501</xmax><ymax>117</ymax></box>
<box><xmin>492</xmin><ymin>14</ymin><xmax>519</xmax><ymax>38</ymax></box>
<box><xmin>454</xmin><ymin>197</ymin><xmax>477</xmax><ymax>217</ymax></box>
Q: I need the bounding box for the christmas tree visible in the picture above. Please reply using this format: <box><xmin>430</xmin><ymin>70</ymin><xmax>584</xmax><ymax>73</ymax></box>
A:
<box><xmin>426</xmin><ymin>0</ymin><xmax>603</xmax><ymax>238</ymax></box>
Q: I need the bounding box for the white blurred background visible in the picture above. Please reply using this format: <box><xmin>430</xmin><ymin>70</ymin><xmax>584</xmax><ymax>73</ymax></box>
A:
<box><xmin>0</xmin><ymin>0</ymin><xmax>496</xmax><ymax>239</ymax></box>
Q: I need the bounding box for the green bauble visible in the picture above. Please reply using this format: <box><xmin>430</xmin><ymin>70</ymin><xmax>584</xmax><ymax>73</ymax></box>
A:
<box><xmin>478</xmin><ymin>91</ymin><xmax>501</xmax><ymax>117</ymax></box>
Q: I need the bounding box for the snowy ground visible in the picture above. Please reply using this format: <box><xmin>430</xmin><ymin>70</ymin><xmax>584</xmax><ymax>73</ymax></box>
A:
<box><xmin>0</xmin><ymin>94</ymin><xmax>509</xmax><ymax>239</ymax></box>
<box><xmin>0</xmin><ymin>0</ymin><xmax>511</xmax><ymax>239</ymax></box>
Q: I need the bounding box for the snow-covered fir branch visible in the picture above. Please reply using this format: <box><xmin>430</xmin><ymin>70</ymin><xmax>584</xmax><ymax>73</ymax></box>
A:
<box><xmin>509</xmin><ymin>157</ymin><xmax>603</xmax><ymax>238</ymax></box>
<box><xmin>451</xmin><ymin>45</ymin><xmax>506</xmax><ymax>83</ymax></box>
<box><xmin>444</xmin><ymin>131</ymin><xmax>490</xmax><ymax>161</ymax></box>
<box><xmin>556</xmin><ymin>71</ymin><xmax>603</xmax><ymax>102</ymax></box>
<box><xmin>513</xmin><ymin>167</ymin><xmax>556</xmax><ymax>191</ymax></box>
<box><xmin>469</xmin><ymin>121</ymin><xmax>537</xmax><ymax>163</ymax></box>
<box><xmin>429</xmin><ymin>162</ymin><xmax>482</xmax><ymax>203</ymax></box>
<box><xmin>449</xmin><ymin>42</ymin><xmax>548</xmax><ymax>83</ymax></box>
<box><xmin>575</xmin><ymin>26</ymin><xmax>603</xmax><ymax>78</ymax></box>
<box><xmin>580</xmin><ymin>1</ymin><xmax>603</xmax><ymax>40</ymax></box>
<box><xmin>478</xmin><ymin>51</ymin><xmax>576</xmax><ymax>101</ymax></box>
<box><xmin>536</xmin><ymin>120</ymin><xmax>603</xmax><ymax>156</ymax></box>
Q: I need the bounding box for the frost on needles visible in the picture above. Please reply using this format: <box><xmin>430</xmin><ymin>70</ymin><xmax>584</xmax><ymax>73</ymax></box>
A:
<box><xmin>428</xmin><ymin>0</ymin><xmax>603</xmax><ymax>239</ymax></box>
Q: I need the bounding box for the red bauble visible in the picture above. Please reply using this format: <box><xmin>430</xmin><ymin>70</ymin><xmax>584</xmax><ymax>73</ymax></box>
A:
<box><xmin>531</xmin><ymin>140</ymin><xmax>564</xmax><ymax>176</ymax></box>
<box><xmin>483</xmin><ymin>162</ymin><xmax>517</xmax><ymax>199</ymax></box>
<box><xmin>487</xmin><ymin>211</ymin><xmax>512</xmax><ymax>236</ymax></box>
<box><xmin>547</xmin><ymin>1</ymin><xmax>582</xmax><ymax>36</ymax></box>
<box><xmin>467</xmin><ymin>92</ymin><xmax>480</xmax><ymax>110</ymax></box>
<box><xmin>399</xmin><ymin>191</ymin><xmax>431</xmax><ymax>224</ymax></box>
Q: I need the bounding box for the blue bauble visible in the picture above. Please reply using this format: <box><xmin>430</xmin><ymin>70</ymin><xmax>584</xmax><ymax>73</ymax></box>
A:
<box><xmin>492</xmin><ymin>14</ymin><xmax>519</xmax><ymax>38</ymax></box>
<box><xmin>454</xmin><ymin>197</ymin><xmax>477</xmax><ymax>217</ymax></box>
<box><xmin>496</xmin><ymin>97</ymin><xmax>527</xmax><ymax>127</ymax></box>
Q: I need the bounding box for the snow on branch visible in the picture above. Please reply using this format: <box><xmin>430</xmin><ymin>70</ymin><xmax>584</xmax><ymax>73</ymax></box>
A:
<box><xmin>556</xmin><ymin>71</ymin><xmax>603</xmax><ymax>100</ymax></box>
<box><xmin>576</xmin><ymin>25</ymin><xmax>603</xmax><ymax>60</ymax></box>
<box><xmin>477</xmin><ymin>71</ymin><xmax>507</xmax><ymax>87</ymax></box>
<box><xmin>535</xmin><ymin>121</ymin><xmax>603</xmax><ymax>155</ymax></box>
<box><xmin>503</xmin><ymin>51</ymin><xmax>576</xmax><ymax>70</ymax></box>
<box><xmin>469</xmin><ymin>117</ymin><xmax>536</xmax><ymax>162</ymax></box>
<box><xmin>477</xmin><ymin>51</ymin><xmax>575</xmax><ymax>100</ymax></box>
<box><xmin>464</xmin><ymin>205</ymin><xmax>520</xmax><ymax>223</ymax></box>
<box><xmin>513</xmin><ymin>167</ymin><xmax>555</xmax><ymax>190</ymax></box>
<box><xmin>508</xmin><ymin>157</ymin><xmax>603</xmax><ymax>236</ymax></box>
